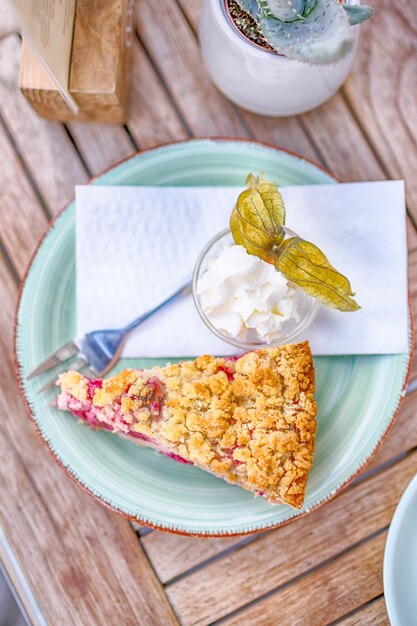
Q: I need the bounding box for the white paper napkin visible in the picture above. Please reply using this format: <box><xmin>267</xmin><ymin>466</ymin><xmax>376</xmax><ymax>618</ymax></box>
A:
<box><xmin>76</xmin><ymin>181</ymin><xmax>408</xmax><ymax>357</ymax></box>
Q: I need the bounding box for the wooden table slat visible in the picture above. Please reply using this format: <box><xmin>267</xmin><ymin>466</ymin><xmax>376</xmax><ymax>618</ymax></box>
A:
<box><xmin>0</xmin><ymin>121</ymin><xmax>48</xmax><ymax>275</ymax></box>
<box><xmin>176</xmin><ymin>0</ymin><xmax>201</xmax><ymax>33</ymax></box>
<box><xmin>141</xmin><ymin>531</ymin><xmax>243</xmax><ymax>584</ymax></box>
<box><xmin>221</xmin><ymin>531</ymin><xmax>386</xmax><ymax>626</ymax></box>
<box><xmin>0</xmin><ymin>35</ymin><xmax>89</xmax><ymax>215</ymax></box>
<box><xmin>135</xmin><ymin>0</ymin><xmax>248</xmax><ymax>137</ymax></box>
<box><xmin>126</xmin><ymin>38</ymin><xmax>189</xmax><ymax>149</ymax></box>
<box><xmin>67</xmin><ymin>121</ymin><xmax>135</xmax><ymax>177</ymax></box>
<box><xmin>337</xmin><ymin>596</ymin><xmax>389</xmax><ymax>626</ymax></box>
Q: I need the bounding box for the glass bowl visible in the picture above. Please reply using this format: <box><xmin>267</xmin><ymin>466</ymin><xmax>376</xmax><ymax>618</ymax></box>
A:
<box><xmin>192</xmin><ymin>227</ymin><xmax>320</xmax><ymax>350</ymax></box>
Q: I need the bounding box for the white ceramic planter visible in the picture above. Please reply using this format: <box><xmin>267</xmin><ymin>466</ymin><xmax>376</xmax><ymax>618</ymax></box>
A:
<box><xmin>199</xmin><ymin>0</ymin><xmax>359</xmax><ymax>116</ymax></box>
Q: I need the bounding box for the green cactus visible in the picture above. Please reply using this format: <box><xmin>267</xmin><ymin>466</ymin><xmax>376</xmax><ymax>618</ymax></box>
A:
<box><xmin>259</xmin><ymin>0</ymin><xmax>306</xmax><ymax>21</ymax></box>
<box><xmin>234</xmin><ymin>0</ymin><xmax>260</xmax><ymax>19</ymax></box>
<box><xmin>235</xmin><ymin>0</ymin><xmax>373</xmax><ymax>64</ymax></box>
<box><xmin>343</xmin><ymin>4</ymin><xmax>373</xmax><ymax>25</ymax></box>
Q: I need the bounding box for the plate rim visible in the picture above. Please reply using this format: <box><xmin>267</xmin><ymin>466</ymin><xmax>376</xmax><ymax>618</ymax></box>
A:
<box><xmin>13</xmin><ymin>137</ymin><xmax>414</xmax><ymax>537</ymax></box>
<box><xmin>384</xmin><ymin>472</ymin><xmax>417</xmax><ymax>625</ymax></box>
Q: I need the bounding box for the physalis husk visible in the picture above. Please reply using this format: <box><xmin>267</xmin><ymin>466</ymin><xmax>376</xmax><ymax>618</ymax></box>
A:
<box><xmin>230</xmin><ymin>173</ymin><xmax>360</xmax><ymax>312</ymax></box>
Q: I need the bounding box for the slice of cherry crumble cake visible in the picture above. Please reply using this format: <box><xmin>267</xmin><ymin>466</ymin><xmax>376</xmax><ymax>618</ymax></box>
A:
<box><xmin>56</xmin><ymin>342</ymin><xmax>317</xmax><ymax>508</ymax></box>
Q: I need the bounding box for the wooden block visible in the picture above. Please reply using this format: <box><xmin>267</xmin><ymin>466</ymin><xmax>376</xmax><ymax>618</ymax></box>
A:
<box><xmin>19</xmin><ymin>0</ymin><xmax>133</xmax><ymax>123</ymax></box>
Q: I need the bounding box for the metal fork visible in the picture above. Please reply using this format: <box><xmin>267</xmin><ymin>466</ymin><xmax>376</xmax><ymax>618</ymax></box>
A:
<box><xmin>28</xmin><ymin>279</ymin><xmax>192</xmax><ymax>391</ymax></box>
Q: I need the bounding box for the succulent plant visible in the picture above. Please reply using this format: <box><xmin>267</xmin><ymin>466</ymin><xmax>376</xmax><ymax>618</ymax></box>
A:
<box><xmin>235</xmin><ymin>0</ymin><xmax>373</xmax><ymax>64</ymax></box>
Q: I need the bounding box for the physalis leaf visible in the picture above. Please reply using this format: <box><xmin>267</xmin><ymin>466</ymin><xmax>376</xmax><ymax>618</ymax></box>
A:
<box><xmin>276</xmin><ymin>237</ymin><xmax>360</xmax><ymax>311</ymax></box>
<box><xmin>230</xmin><ymin>205</ymin><xmax>245</xmax><ymax>246</ymax></box>
<box><xmin>230</xmin><ymin>204</ymin><xmax>278</xmax><ymax>263</ymax></box>
<box><xmin>230</xmin><ymin>173</ymin><xmax>359</xmax><ymax>312</ymax></box>
<box><xmin>230</xmin><ymin>173</ymin><xmax>286</xmax><ymax>263</ymax></box>
<box><xmin>238</xmin><ymin>173</ymin><xmax>285</xmax><ymax>231</ymax></box>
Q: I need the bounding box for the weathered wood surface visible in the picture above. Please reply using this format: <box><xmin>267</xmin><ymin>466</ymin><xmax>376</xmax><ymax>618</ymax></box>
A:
<box><xmin>0</xmin><ymin>0</ymin><xmax>416</xmax><ymax>623</ymax></box>
<box><xmin>222</xmin><ymin>531</ymin><xmax>386</xmax><ymax>626</ymax></box>
<box><xmin>338</xmin><ymin>597</ymin><xmax>390</xmax><ymax>626</ymax></box>
<box><xmin>0</xmin><ymin>36</ymin><xmax>88</xmax><ymax>214</ymax></box>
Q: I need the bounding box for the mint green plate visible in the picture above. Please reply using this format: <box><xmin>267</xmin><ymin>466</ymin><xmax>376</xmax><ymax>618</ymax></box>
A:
<box><xmin>15</xmin><ymin>139</ymin><xmax>411</xmax><ymax>536</ymax></box>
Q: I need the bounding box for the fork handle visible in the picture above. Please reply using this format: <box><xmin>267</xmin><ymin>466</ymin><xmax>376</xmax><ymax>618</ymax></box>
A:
<box><xmin>121</xmin><ymin>279</ymin><xmax>192</xmax><ymax>334</ymax></box>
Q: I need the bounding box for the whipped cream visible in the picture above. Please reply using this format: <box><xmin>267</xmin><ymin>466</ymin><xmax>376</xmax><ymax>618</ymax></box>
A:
<box><xmin>197</xmin><ymin>244</ymin><xmax>299</xmax><ymax>344</ymax></box>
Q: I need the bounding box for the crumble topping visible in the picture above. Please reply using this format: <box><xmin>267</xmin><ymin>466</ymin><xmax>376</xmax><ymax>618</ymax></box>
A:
<box><xmin>58</xmin><ymin>371</ymin><xmax>88</xmax><ymax>402</ymax></box>
<box><xmin>57</xmin><ymin>342</ymin><xmax>317</xmax><ymax>508</ymax></box>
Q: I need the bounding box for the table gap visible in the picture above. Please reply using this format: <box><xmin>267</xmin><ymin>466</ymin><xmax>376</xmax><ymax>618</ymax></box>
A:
<box><xmin>407</xmin><ymin>378</ymin><xmax>417</xmax><ymax>394</ymax></box>
<box><xmin>339</xmin><ymin>89</ymin><xmax>392</xmax><ymax>179</ymax></box>
<box><xmin>123</xmin><ymin>124</ymin><xmax>141</xmax><ymax>152</ymax></box>
<box><xmin>0</xmin><ymin>108</ymin><xmax>52</xmax><ymax>222</ymax></box>
<box><xmin>297</xmin><ymin>115</ymin><xmax>331</xmax><ymax>169</ymax></box>
<box><xmin>351</xmin><ymin>448</ymin><xmax>411</xmax><ymax>488</ymax></box>
<box><xmin>173</xmin><ymin>0</ymin><xmax>200</xmax><ymax>38</ymax></box>
<box><xmin>151</xmin><ymin>532</ymin><xmax>260</xmax><ymax>588</ymax></box>
<box><xmin>130</xmin><ymin>526</ymin><xmax>181</xmax><ymax>622</ymax></box>
<box><xmin>327</xmin><ymin>593</ymin><xmax>385</xmax><ymax>626</ymax></box>
<box><xmin>0</xmin><ymin>242</ymin><xmax>19</xmax><ymax>286</ymax></box>
<box><xmin>131</xmin><ymin>522</ymin><xmax>153</xmax><ymax>536</ymax></box>
<box><xmin>62</xmin><ymin>124</ymin><xmax>93</xmax><ymax>178</ymax></box>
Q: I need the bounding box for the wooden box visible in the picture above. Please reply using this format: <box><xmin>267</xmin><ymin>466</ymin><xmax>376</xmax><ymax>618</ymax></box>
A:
<box><xmin>19</xmin><ymin>0</ymin><xmax>133</xmax><ymax>123</ymax></box>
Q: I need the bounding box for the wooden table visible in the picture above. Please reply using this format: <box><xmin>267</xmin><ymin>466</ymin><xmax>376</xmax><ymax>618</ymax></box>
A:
<box><xmin>1</xmin><ymin>1</ymin><xmax>416</xmax><ymax>624</ymax></box>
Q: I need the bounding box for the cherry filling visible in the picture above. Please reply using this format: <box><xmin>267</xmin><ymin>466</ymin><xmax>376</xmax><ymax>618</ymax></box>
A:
<box><xmin>61</xmin><ymin>378</ymin><xmax>106</xmax><ymax>428</ymax></box>
<box><xmin>223</xmin><ymin>445</ymin><xmax>244</xmax><ymax>468</ymax></box>
<box><xmin>216</xmin><ymin>366</ymin><xmax>235</xmax><ymax>381</ymax></box>
<box><xmin>87</xmin><ymin>378</ymin><xmax>103</xmax><ymax>398</ymax></box>
<box><xmin>62</xmin><ymin>359</ymin><xmax>246</xmax><ymax>467</ymax></box>
<box><xmin>216</xmin><ymin>355</ymin><xmax>240</xmax><ymax>382</ymax></box>
<box><xmin>60</xmin><ymin>376</ymin><xmax>191</xmax><ymax>465</ymax></box>
<box><xmin>61</xmin><ymin>395</ymin><xmax>112</xmax><ymax>431</ymax></box>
